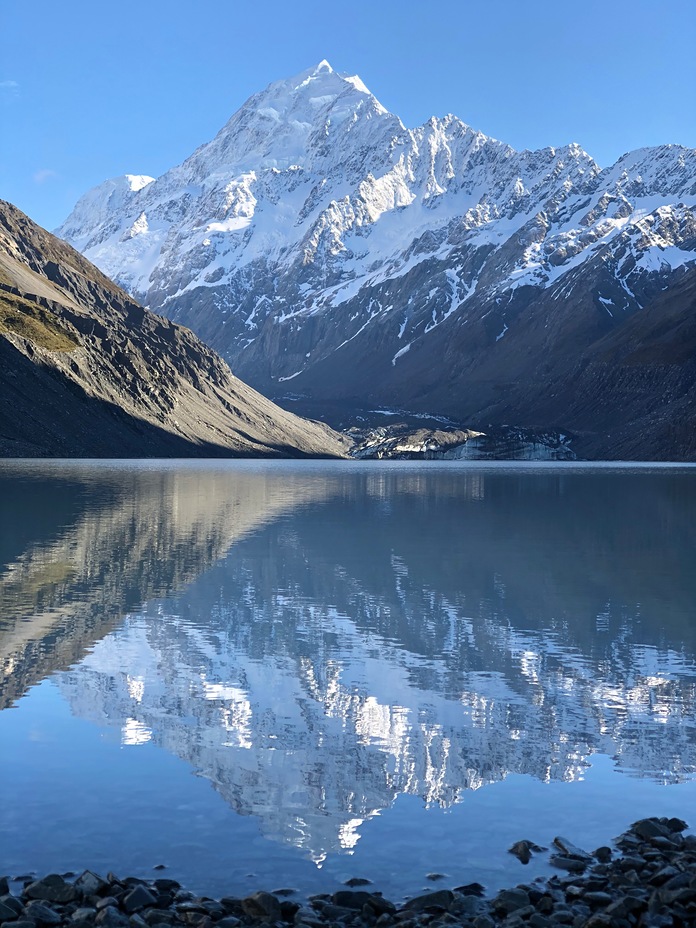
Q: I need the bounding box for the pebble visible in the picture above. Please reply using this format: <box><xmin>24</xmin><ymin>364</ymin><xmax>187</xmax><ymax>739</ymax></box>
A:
<box><xmin>1</xmin><ymin>817</ymin><xmax>695</xmax><ymax>928</ymax></box>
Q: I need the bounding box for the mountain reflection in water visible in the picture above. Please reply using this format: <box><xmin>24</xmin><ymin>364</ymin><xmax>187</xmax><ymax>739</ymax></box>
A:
<box><xmin>1</xmin><ymin>461</ymin><xmax>695</xmax><ymax>868</ymax></box>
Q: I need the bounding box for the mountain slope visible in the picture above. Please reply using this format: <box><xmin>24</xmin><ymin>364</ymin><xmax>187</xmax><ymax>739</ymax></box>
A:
<box><xmin>0</xmin><ymin>200</ymin><xmax>346</xmax><ymax>458</ymax></box>
<box><xmin>57</xmin><ymin>62</ymin><xmax>696</xmax><ymax>458</ymax></box>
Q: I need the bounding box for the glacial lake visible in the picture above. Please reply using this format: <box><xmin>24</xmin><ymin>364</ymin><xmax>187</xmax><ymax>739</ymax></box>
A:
<box><xmin>1</xmin><ymin>460</ymin><xmax>695</xmax><ymax>900</ymax></box>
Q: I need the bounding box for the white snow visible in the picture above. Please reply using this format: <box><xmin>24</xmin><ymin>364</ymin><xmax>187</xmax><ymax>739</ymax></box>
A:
<box><xmin>391</xmin><ymin>343</ymin><xmax>411</xmax><ymax>365</ymax></box>
<box><xmin>125</xmin><ymin>174</ymin><xmax>155</xmax><ymax>192</ymax></box>
<box><xmin>55</xmin><ymin>61</ymin><xmax>696</xmax><ymax>372</ymax></box>
<box><xmin>495</xmin><ymin>323</ymin><xmax>509</xmax><ymax>341</ymax></box>
<box><xmin>206</xmin><ymin>217</ymin><xmax>252</xmax><ymax>233</ymax></box>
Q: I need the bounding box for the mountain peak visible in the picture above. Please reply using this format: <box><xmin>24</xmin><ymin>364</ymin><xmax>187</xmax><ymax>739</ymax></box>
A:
<box><xmin>265</xmin><ymin>59</ymin><xmax>380</xmax><ymax>108</ymax></box>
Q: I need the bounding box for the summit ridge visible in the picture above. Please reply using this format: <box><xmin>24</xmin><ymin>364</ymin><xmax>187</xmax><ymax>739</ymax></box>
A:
<box><xmin>57</xmin><ymin>64</ymin><xmax>696</xmax><ymax>458</ymax></box>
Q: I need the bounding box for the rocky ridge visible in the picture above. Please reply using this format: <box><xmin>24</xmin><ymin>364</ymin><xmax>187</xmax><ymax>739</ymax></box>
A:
<box><xmin>1</xmin><ymin>818</ymin><xmax>695</xmax><ymax>928</ymax></box>
<box><xmin>347</xmin><ymin>424</ymin><xmax>575</xmax><ymax>460</ymax></box>
<box><xmin>56</xmin><ymin>62</ymin><xmax>696</xmax><ymax>458</ymax></box>
<box><xmin>0</xmin><ymin>200</ymin><xmax>346</xmax><ymax>458</ymax></box>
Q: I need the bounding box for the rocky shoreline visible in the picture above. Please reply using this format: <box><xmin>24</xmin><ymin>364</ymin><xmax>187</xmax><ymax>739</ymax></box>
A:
<box><xmin>2</xmin><ymin>818</ymin><xmax>695</xmax><ymax>928</ymax></box>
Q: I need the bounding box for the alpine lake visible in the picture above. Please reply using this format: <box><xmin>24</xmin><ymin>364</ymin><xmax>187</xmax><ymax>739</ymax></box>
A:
<box><xmin>1</xmin><ymin>460</ymin><xmax>695</xmax><ymax>901</ymax></box>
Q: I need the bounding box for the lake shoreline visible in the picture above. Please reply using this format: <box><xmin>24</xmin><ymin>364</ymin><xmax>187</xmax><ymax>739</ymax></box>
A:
<box><xmin>3</xmin><ymin>817</ymin><xmax>694</xmax><ymax>928</ymax></box>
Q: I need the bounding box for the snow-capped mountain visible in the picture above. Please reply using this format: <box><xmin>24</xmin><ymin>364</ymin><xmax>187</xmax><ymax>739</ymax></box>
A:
<box><xmin>57</xmin><ymin>61</ymin><xmax>696</xmax><ymax>457</ymax></box>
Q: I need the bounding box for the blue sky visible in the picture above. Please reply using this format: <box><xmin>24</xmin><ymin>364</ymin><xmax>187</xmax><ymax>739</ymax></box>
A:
<box><xmin>2</xmin><ymin>0</ymin><xmax>694</xmax><ymax>231</ymax></box>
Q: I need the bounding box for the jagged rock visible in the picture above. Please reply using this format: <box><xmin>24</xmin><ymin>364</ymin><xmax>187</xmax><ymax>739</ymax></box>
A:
<box><xmin>330</xmin><ymin>891</ymin><xmax>375</xmax><ymax>909</ymax></box>
<box><xmin>240</xmin><ymin>892</ymin><xmax>281</xmax><ymax>922</ymax></box>
<box><xmin>72</xmin><ymin>908</ymin><xmax>98</xmax><ymax>926</ymax></box>
<box><xmin>23</xmin><ymin>902</ymin><xmax>63</xmax><ymax>926</ymax></box>
<box><xmin>151</xmin><ymin>882</ymin><xmax>179</xmax><ymax>895</ymax></box>
<box><xmin>123</xmin><ymin>886</ymin><xmax>158</xmax><ymax>914</ymax></box>
<box><xmin>143</xmin><ymin>909</ymin><xmax>177</xmax><ymax>926</ymax></box>
<box><xmin>24</xmin><ymin>874</ymin><xmax>78</xmax><ymax>904</ymax></box>
<box><xmin>96</xmin><ymin>907</ymin><xmax>132</xmax><ymax>928</ymax></box>
<box><xmin>74</xmin><ymin>871</ymin><xmax>109</xmax><ymax>897</ymax></box>
<box><xmin>0</xmin><ymin>900</ymin><xmax>19</xmax><ymax>922</ymax></box>
<box><xmin>552</xmin><ymin>836</ymin><xmax>593</xmax><ymax>860</ymax></box>
<box><xmin>0</xmin><ymin>897</ymin><xmax>23</xmax><ymax>917</ymax></box>
<box><xmin>631</xmin><ymin>819</ymin><xmax>673</xmax><ymax>840</ymax></box>
<box><xmin>454</xmin><ymin>883</ymin><xmax>485</xmax><ymax>898</ymax></box>
<box><xmin>550</xmin><ymin>855</ymin><xmax>589</xmax><ymax>872</ymax></box>
<box><xmin>402</xmin><ymin>889</ymin><xmax>454</xmax><ymax>912</ymax></box>
<box><xmin>492</xmin><ymin>888</ymin><xmax>530</xmax><ymax>914</ymax></box>
<box><xmin>56</xmin><ymin>63</ymin><xmax>696</xmax><ymax>463</ymax></box>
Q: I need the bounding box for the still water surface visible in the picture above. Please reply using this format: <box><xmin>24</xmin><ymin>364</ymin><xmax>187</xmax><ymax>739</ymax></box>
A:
<box><xmin>0</xmin><ymin>461</ymin><xmax>695</xmax><ymax>898</ymax></box>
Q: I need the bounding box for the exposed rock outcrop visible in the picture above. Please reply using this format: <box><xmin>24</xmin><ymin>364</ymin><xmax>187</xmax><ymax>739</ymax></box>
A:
<box><xmin>0</xmin><ymin>200</ymin><xmax>346</xmax><ymax>458</ymax></box>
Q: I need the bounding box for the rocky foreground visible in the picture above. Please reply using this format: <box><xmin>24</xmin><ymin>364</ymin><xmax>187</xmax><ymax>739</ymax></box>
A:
<box><xmin>2</xmin><ymin>818</ymin><xmax>696</xmax><ymax>928</ymax></box>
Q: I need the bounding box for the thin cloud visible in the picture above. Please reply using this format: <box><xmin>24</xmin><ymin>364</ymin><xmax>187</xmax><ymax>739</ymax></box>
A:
<box><xmin>0</xmin><ymin>80</ymin><xmax>19</xmax><ymax>101</ymax></box>
<box><xmin>34</xmin><ymin>168</ymin><xmax>59</xmax><ymax>184</ymax></box>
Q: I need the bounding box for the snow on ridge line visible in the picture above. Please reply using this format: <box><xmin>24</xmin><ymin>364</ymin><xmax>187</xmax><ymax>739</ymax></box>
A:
<box><xmin>54</xmin><ymin>61</ymin><xmax>696</xmax><ymax>379</ymax></box>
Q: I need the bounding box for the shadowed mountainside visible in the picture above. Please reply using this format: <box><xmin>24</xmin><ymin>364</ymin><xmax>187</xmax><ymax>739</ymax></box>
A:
<box><xmin>0</xmin><ymin>200</ymin><xmax>347</xmax><ymax>458</ymax></box>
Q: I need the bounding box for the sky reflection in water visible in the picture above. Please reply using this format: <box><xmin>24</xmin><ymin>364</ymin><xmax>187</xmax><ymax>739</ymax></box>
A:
<box><xmin>0</xmin><ymin>461</ymin><xmax>695</xmax><ymax>897</ymax></box>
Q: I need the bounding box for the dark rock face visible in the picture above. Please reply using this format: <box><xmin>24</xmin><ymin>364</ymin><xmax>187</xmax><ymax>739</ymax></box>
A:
<box><xmin>0</xmin><ymin>200</ymin><xmax>346</xmax><ymax>459</ymax></box>
<box><xmin>55</xmin><ymin>63</ymin><xmax>696</xmax><ymax>460</ymax></box>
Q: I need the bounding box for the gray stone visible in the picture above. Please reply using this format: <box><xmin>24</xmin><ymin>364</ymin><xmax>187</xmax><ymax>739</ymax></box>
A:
<box><xmin>96</xmin><ymin>899</ymin><xmax>120</xmax><ymax>912</ymax></box>
<box><xmin>0</xmin><ymin>902</ymin><xmax>18</xmax><ymax>923</ymax></box>
<box><xmin>0</xmin><ymin>883</ymin><xmax>8</xmax><ymax>900</ymax></box>
<box><xmin>25</xmin><ymin>876</ymin><xmax>78</xmax><ymax>905</ymax></box>
<box><xmin>508</xmin><ymin>841</ymin><xmax>532</xmax><ymax>864</ymax></box>
<box><xmin>365</xmin><ymin>896</ymin><xmax>396</xmax><ymax>916</ymax></box>
<box><xmin>123</xmin><ymin>887</ymin><xmax>157</xmax><ymax>915</ymax></box>
<box><xmin>240</xmin><ymin>892</ymin><xmax>281</xmax><ymax>922</ymax></box>
<box><xmin>552</xmin><ymin>837</ymin><xmax>592</xmax><ymax>861</ymax></box>
<box><xmin>71</xmin><ymin>908</ymin><xmax>98</xmax><ymax>925</ymax></box>
<box><xmin>344</xmin><ymin>879</ymin><xmax>371</xmax><ymax>888</ymax></box>
<box><xmin>402</xmin><ymin>890</ymin><xmax>453</xmax><ymax>913</ymax></box>
<box><xmin>663</xmin><ymin>871</ymin><xmax>692</xmax><ymax>891</ymax></box>
<box><xmin>96</xmin><ymin>909</ymin><xmax>132</xmax><ymax>928</ymax></box>
<box><xmin>216</xmin><ymin>920</ymin><xmax>241</xmax><ymax>928</ymax></box>
<box><xmin>0</xmin><ymin>899</ymin><xmax>23</xmax><ymax>917</ymax></box>
<box><xmin>143</xmin><ymin>911</ymin><xmax>177</xmax><ymax>927</ymax></box>
<box><xmin>23</xmin><ymin>904</ymin><xmax>62</xmax><ymax>927</ymax></box>
<box><xmin>6</xmin><ymin>921</ymin><xmax>38</xmax><ymax>928</ymax></box>
<box><xmin>151</xmin><ymin>883</ymin><xmax>179</xmax><ymax>896</ymax></box>
<box><xmin>331</xmin><ymin>891</ymin><xmax>374</xmax><ymax>910</ymax></box>
<box><xmin>492</xmin><ymin>888</ymin><xmax>530</xmax><ymax>915</ymax></box>
<box><xmin>74</xmin><ymin>873</ymin><xmax>109</xmax><ymax>898</ymax></box>
<box><xmin>374</xmin><ymin>916</ymin><xmax>394</xmax><ymax>928</ymax></box>
<box><xmin>315</xmin><ymin>904</ymin><xmax>354</xmax><ymax>921</ymax></box>
<box><xmin>129</xmin><ymin>916</ymin><xmax>148</xmax><ymax>928</ymax></box>
<box><xmin>550</xmin><ymin>856</ymin><xmax>588</xmax><ymax>873</ymax></box>
<box><xmin>450</xmin><ymin>895</ymin><xmax>481</xmax><ymax>917</ymax></box>
<box><xmin>631</xmin><ymin>819</ymin><xmax>671</xmax><ymax>840</ymax></box>
<box><xmin>583</xmin><ymin>892</ymin><xmax>613</xmax><ymax>906</ymax></box>
<box><xmin>593</xmin><ymin>847</ymin><xmax>612</xmax><ymax>863</ymax></box>
<box><xmin>472</xmin><ymin>916</ymin><xmax>495</xmax><ymax>928</ymax></box>
<box><xmin>528</xmin><ymin>916</ymin><xmax>552</xmax><ymax>928</ymax></box>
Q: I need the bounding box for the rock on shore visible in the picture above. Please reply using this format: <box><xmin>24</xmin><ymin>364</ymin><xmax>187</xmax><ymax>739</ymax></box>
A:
<box><xmin>1</xmin><ymin>818</ymin><xmax>695</xmax><ymax>928</ymax></box>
